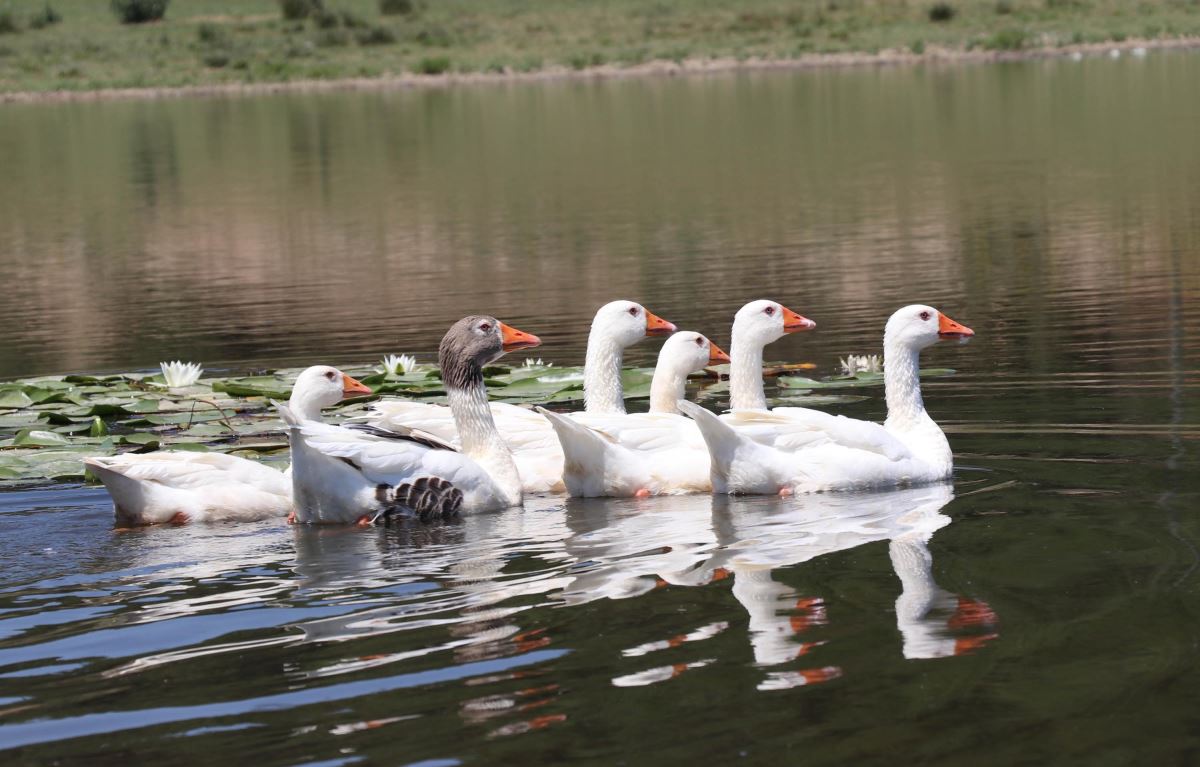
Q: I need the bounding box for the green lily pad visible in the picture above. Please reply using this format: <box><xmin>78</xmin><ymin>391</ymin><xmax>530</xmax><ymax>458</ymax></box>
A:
<box><xmin>0</xmin><ymin>390</ymin><xmax>33</xmax><ymax>409</ymax></box>
<box><xmin>182</xmin><ymin>423</ymin><xmax>231</xmax><ymax>438</ymax></box>
<box><xmin>13</xmin><ymin>429</ymin><xmax>71</xmax><ymax>447</ymax></box>
<box><xmin>132</xmin><ymin>411</ymin><xmax>225</xmax><ymax>427</ymax></box>
<box><xmin>767</xmin><ymin>393</ymin><xmax>871</xmax><ymax>406</ymax></box>
<box><xmin>168</xmin><ymin>443</ymin><xmax>210</xmax><ymax>452</ymax></box>
<box><xmin>212</xmin><ymin>379</ymin><xmax>292</xmax><ymax>399</ymax></box>
<box><xmin>120</xmin><ymin>432</ymin><xmax>162</xmax><ymax>446</ymax></box>
<box><xmin>777</xmin><ymin>367</ymin><xmax>955</xmax><ymax>390</ymax></box>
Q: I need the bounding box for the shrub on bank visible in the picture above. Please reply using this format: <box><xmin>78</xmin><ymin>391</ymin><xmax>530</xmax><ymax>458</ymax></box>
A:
<box><xmin>111</xmin><ymin>0</ymin><xmax>168</xmax><ymax>24</ymax></box>
<box><xmin>984</xmin><ymin>27</ymin><xmax>1029</xmax><ymax>49</ymax></box>
<box><xmin>29</xmin><ymin>5</ymin><xmax>62</xmax><ymax>30</ymax></box>
<box><xmin>357</xmin><ymin>24</ymin><xmax>397</xmax><ymax>45</ymax></box>
<box><xmin>0</xmin><ymin>11</ymin><xmax>20</xmax><ymax>34</ymax></box>
<box><xmin>197</xmin><ymin>23</ymin><xmax>227</xmax><ymax>45</ymax></box>
<box><xmin>415</xmin><ymin>56</ymin><xmax>450</xmax><ymax>74</ymax></box>
<box><xmin>928</xmin><ymin>3</ymin><xmax>956</xmax><ymax>22</ymax></box>
<box><xmin>380</xmin><ymin>0</ymin><xmax>415</xmax><ymax>16</ymax></box>
<box><xmin>338</xmin><ymin>10</ymin><xmax>368</xmax><ymax>28</ymax></box>
<box><xmin>280</xmin><ymin>0</ymin><xmax>323</xmax><ymax>21</ymax></box>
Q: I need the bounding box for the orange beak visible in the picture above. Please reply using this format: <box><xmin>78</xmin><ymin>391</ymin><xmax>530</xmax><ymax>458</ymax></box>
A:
<box><xmin>707</xmin><ymin>342</ymin><xmax>731</xmax><ymax>365</ymax></box>
<box><xmin>782</xmin><ymin>306</ymin><xmax>817</xmax><ymax>333</ymax></box>
<box><xmin>341</xmin><ymin>373</ymin><xmax>372</xmax><ymax>397</ymax></box>
<box><xmin>937</xmin><ymin>312</ymin><xmax>975</xmax><ymax>339</ymax></box>
<box><xmin>644</xmin><ymin>310</ymin><xmax>676</xmax><ymax>337</ymax></box>
<box><xmin>500</xmin><ymin>322</ymin><xmax>542</xmax><ymax>352</ymax></box>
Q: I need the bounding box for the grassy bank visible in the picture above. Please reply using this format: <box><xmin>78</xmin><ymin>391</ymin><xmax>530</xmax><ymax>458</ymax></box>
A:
<box><xmin>1</xmin><ymin>0</ymin><xmax>1200</xmax><ymax>95</ymax></box>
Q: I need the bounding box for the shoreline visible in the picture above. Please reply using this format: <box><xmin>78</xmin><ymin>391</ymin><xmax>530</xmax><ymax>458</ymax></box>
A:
<box><xmin>3</xmin><ymin>36</ymin><xmax>1198</xmax><ymax>105</ymax></box>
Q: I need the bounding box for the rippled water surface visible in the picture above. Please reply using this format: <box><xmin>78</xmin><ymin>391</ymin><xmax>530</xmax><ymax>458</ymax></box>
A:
<box><xmin>1</xmin><ymin>54</ymin><xmax>1199</xmax><ymax>764</ymax></box>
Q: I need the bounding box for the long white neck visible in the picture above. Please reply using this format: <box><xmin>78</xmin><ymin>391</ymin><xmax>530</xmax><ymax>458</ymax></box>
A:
<box><xmin>649</xmin><ymin>357</ymin><xmax>694</xmax><ymax>414</ymax></box>
<box><xmin>729</xmin><ymin>328</ymin><xmax>767</xmax><ymax>411</ymax></box>
<box><xmin>584</xmin><ymin>330</ymin><xmax>626</xmax><ymax>414</ymax></box>
<box><xmin>882</xmin><ymin>335</ymin><xmax>952</xmax><ymax>470</ymax></box>
<box><xmin>883</xmin><ymin>339</ymin><xmax>926</xmax><ymax>427</ymax></box>
<box><xmin>288</xmin><ymin>388</ymin><xmax>327</xmax><ymax>423</ymax></box>
<box><xmin>447</xmin><ymin>383</ymin><xmax>522</xmax><ymax>506</ymax></box>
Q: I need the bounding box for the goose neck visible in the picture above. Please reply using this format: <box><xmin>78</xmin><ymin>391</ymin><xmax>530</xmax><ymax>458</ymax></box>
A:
<box><xmin>729</xmin><ymin>330</ymin><xmax>767</xmax><ymax>411</ymax></box>
<box><xmin>883</xmin><ymin>339</ymin><xmax>926</xmax><ymax>428</ymax></box>
<box><xmin>584</xmin><ymin>331</ymin><xmax>626</xmax><ymax>414</ymax></box>
<box><xmin>649</xmin><ymin>358</ymin><xmax>692</xmax><ymax>414</ymax></box>
<box><xmin>447</xmin><ymin>382</ymin><xmax>522</xmax><ymax>505</ymax></box>
<box><xmin>288</xmin><ymin>389</ymin><xmax>325</xmax><ymax>423</ymax></box>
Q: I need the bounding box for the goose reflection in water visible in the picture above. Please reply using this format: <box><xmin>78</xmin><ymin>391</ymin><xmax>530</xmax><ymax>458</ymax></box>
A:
<box><xmin>557</xmin><ymin>484</ymin><xmax>997</xmax><ymax>689</ymax></box>
<box><xmin>286</xmin><ymin>497</ymin><xmax>572</xmax><ymax>677</ymax></box>
<box><xmin>706</xmin><ymin>484</ymin><xmax>997</xmax><ymax>689</ymax></box>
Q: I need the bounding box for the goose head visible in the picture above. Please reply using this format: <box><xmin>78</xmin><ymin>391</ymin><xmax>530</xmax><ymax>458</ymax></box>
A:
<box><xmin>732</xmin><ymin>299</ymin><xmax>816</xmax><ymax>347</ymax></box>
<box><xmin>440</xmin><ymin>315</ymin><xmax>541</xmax><ymax>390</ymax></box>
<box><xmin>659</xmin><ymin>331</ymin><xmax>731</xmax><ymax>373</ymax></box>
<box><xmin>884</xmin><ymin>305</ymin><xmax>974</xmax><ymax>352</ymax></box>
<box><xmin>290</xmin><ymin>365</ymin><xmax>371</xmax><ymax>421</ymax></box>
<box><xmin>591</xmin><ymin>300</ymin><xmax>676</xmax><ymax>348</ymax></box>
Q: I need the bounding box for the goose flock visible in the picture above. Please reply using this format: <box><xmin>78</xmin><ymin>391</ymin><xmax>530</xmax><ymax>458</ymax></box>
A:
<box><xmin>84</xmin><ymin>299</ymin><xmax>974</xmax><ymax>526</ymax></box>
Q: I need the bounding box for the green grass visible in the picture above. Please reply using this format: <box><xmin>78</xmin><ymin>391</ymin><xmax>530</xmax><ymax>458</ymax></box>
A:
<box><xmin>1</xmin><ymin>0</ymin><xmax>1199</xmax><ymax>93</ymax></box>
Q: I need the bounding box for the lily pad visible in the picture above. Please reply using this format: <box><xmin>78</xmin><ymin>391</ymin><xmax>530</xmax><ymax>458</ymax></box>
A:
<box><xmin>13</xmin><ymin>429</ymin><xmax>71</xmax><ymax>447</ymax></box>
<box><xmin>120</xmin><ymin>433</ymin><xmax>163</xmax><ymax>446</ymax></box>
<box><xmin>0</xmin><ymin>390</ymin><xmax>33</xmax><ymax>409</ymax></box>
<box><xmin>212</xmin><ymin>379</ymin><xmax>293</xmax><ymax>399</ymax></box>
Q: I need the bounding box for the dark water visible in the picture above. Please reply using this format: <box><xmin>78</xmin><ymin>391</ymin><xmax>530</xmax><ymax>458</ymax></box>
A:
<box><xmin>1</xmin><ymin>52</ymin><xmax>1199</xmax><ymax>764</ymax></box>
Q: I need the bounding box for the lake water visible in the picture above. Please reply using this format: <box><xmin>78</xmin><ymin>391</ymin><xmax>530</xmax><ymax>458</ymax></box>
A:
<box><xmin>0</xmin><ymin>52</ymin><xmax>1199</xmax><ymax>764</ymax></box>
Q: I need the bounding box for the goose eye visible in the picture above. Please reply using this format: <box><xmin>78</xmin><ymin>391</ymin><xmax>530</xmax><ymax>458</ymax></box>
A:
<box><xmin>919</xmin><ymin>311</ymin><xmax>931</xmax><ymax>321</ymax></box>
<box><xmin>324</xmin><ymin>371</ymin><xmax>336</xmax><ymax>380</ymax></box>
<box><xmin>627</xmin><ymin>307</ymin><xmax>639</xmax><ymax>316</ymax></box>
<box><xmin>479</xmin><ymin>322</ymin><xmax>492</xmax><ymax>333</ymax></box>
<box><xmin>694</xmin><ymin>337</ymin><xmax>704</xmax><ymax>346</ymax></box>
<box><xmin>764</xmin><ymin>306</ymin><xmax>775</xmax><ymax>316</ymax></box>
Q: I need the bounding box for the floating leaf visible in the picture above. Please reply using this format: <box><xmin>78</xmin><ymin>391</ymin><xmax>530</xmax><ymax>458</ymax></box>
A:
<box><xmin>120</xmin><ymin>433</ymin><xmax>162</xmax><ymax>446</ymax></box>
<box><xmin>182</xmin><ymin>423</ymin><xmax>230</xmax><ymax>438</ymax></box>
<box><xmin>37</xmin><ymin>411</ymin><xmax>78</xmax><ymax>426</ymax></box>
<box><xmin>211</xmin><ymin>379</ymin><xmax>292</xmax><ymax>399</ymax></box>
<box><xmin>13</xmin><ymin>429</ymin><xmax>71</xmax><ymax>447</ymax></box>
<box><xmin>53</xmin><ymin>422</ymin><xmax>94</xmax><ymax>435</ymax></box>
<box><xmin>89</xmin><ymin>417</ymin><xmax>108</xmax><ymax>438</ymax></box>
<box><xmin>777</xmin><ymin>368</ymin><xmax>955</xmax><ymax>390</ymax></box>
<box><xmin>79</xmin><ymin>403</ymin><xmax>133</xmax><ymax>418</ymax></box>
<box><xmin>167</xmin><ymin>443</ymin><xmax>210</xmax><ymax>453</ymax></box>
<box><xmin>767</xmin><ymin>393</ymin><xmax>870</xmax><ymax>406</ymax></box>
<box><xmin>132</xmin><ymin>411</ymin><xmax>225</xmax><ymax>426</ymax></box>
<box><xmin>0</xmin><ymin>390</ymin><xmax>33</xmax><ymax>409</ymax></box>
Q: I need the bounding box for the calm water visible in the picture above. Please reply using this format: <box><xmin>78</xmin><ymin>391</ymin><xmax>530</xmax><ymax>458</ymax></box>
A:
<box><xmin>1</xmin><ymin>53</ymin><xmax>1199</xmax><ymax>764</ymax></box>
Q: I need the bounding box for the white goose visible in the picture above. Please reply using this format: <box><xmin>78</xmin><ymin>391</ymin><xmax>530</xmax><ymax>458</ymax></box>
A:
<box><xmin>84</xmin><ymin>366</ymin><xmax>371</xmax><ymax>526</ymax></box>
<box><xmin>283</xmin><ymin>316</ymin><xmax>541</xmax><ymax>524</ymax></box>
<box><xmin>679</xmin><ymin>304</ymin><xmax>974</xmax><ymax>494</ymax></box>
<box><xmin>363</xmin><ymin>300</ymin><xmax>675</xmax><ymax>492</ymax></box>
<box><xmin>536</xmin><ymin>332</ymin><xmax>730</xmax><ymax>496</ymax></box>
<box><xmin>534</xmin><ymin>299</ymin><xmax>817</xmax><ymax>497</ymax></box>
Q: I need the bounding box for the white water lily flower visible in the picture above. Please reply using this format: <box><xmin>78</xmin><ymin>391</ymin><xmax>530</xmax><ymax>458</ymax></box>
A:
<box><xmin>522</xmin><ymin>358</ymin><xmax>553</xmax><ymax>368</ymax></box>
<box><xmin>381</xmin><ymin>354</ymin><xmax>419</xmax><ymax>376</ymax></box>
<box><xmin>839</xmin><ymin>354</ymin><xmax>883</xmax><ymax>375</ymax></box>
<box><xmin>159</xmin><ymin>361</ymin><xmax>204</xmax><ymax>387</ymax></box>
